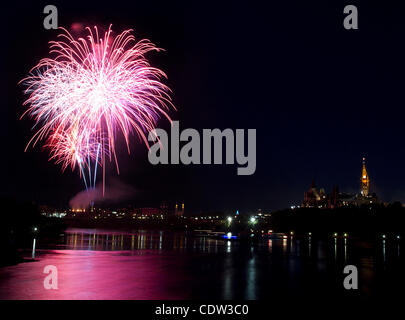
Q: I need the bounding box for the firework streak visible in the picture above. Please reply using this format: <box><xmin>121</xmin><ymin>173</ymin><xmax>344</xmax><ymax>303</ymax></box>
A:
<box><xmin>20</xmin><ymin>25</ymin><xmax>173</xmax><ymax>193</ymax></box>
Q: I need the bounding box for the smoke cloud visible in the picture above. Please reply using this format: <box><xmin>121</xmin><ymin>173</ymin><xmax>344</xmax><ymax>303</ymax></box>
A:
<box><xmin>69</xmin><ymin>178</ymin><xmax>136</xmax><ymax>209</ymax></box>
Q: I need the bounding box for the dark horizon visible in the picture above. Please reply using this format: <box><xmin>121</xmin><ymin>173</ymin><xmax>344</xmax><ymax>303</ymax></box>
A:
<box><xmin>2</xmin><ymin>1</ymin><xmax>405</xmax><ymax>212</ymax></box>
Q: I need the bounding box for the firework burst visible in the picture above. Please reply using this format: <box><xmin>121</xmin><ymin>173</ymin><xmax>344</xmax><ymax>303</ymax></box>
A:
<box><xmin>20</xmin><ymin>25</ymin><xmax>173</xmax><ymax>191</ymax></box>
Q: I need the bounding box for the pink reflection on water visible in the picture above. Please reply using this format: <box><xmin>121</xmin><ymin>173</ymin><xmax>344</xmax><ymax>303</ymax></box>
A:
<box><xmin>0</xmin><ymin>250</ymin><xmax>191</xmax><ymax>300</ymax></box>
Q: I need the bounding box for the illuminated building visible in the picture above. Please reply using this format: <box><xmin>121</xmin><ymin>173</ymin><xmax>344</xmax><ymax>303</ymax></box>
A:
<box><xmin>301</xmin><ymin>158</ymin><xmax>377</xmax><ymax>209</ymax></box>
<box><xmin>354</xmin><ymin>157</ymin><xmax>378</xmax><ymax>206</ymax></box>
<box><xmin>175</xmin><ymin>202</ymin><xmax>185</xmax><ymax>217</ymax></box>
<box><xmin>360</xmin><ymin>157</ymin><xmax>370</xmax><ymax>196</ymax></box>
<box><xmin>302</xmin><ymin>180</ymin><xmax>327</xmax><ymax>208</ymax></box>
<box><xmin>134</xmin><ymin>207</ymin><xmax>162</xmax><ymax>218</ymax></box>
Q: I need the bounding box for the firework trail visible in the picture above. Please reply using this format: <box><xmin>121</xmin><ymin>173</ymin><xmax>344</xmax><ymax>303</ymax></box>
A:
<box><xmin>20</xmin><ymin>25</ymin><xmax>173</xmax><ymax>192</ymax></box>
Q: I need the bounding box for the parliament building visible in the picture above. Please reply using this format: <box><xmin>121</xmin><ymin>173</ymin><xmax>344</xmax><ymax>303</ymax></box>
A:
<box><xmin>302</xmin><ymin>158</ymin><xmax>378</xmax><ymax>209</ymax></box>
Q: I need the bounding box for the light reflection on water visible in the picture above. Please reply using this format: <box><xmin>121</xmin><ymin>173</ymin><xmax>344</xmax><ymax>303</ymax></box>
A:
<box><xmin>0</xmin><ymin>228</ymin><xmax>404</xmax><ymax>300</ymax></box>
<box><xmin>61</xmin><ymin>229</ymin><xmax>241</xmax><ymax>252</ymax></box>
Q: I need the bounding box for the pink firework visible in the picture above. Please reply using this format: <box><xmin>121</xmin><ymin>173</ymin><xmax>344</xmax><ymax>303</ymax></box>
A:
<box><xmin>20</xmin><ymin>25</ymin><xmax>173</xmax><ymax>189</ymax></box>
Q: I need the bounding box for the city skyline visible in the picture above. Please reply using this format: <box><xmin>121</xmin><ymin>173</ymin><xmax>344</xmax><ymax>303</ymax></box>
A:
<box><xmin>37</xmin><ymin>156</ymin><xmax>396</xmax><ymax>214</ymax></box>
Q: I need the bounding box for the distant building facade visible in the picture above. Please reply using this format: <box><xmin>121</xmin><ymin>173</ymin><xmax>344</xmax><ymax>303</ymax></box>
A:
<box><xmin>301</xmin><ymin>157</ymin><xmax>378</xmax><ymax>209</ymax></box>
<box><xmin>175</xmin><ymin>202</ymin><xmax>185</xmax><ymax>217</ymax></box>
<box><xmin>135</xmin><ymin>207</ymin><xmax>162</xmax><ymax>217</ymax></box>
<box><xmin>302</xmin><ymin>180</ymin><xmax>327</xmax><ymax>208</ymax></box>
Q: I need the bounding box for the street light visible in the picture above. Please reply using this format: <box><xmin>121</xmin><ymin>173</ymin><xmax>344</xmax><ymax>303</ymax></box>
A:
<box><xmin>32</xmin><ymin>226</ymin><xmax>38</xmax><ymax>259</ymax></box>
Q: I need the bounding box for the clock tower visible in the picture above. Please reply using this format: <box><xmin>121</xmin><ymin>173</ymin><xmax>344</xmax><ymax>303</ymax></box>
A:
<box><xmin>361</xmin><ymin>157</ymin><xmax>370</xmax><ymax>196</ymax></box>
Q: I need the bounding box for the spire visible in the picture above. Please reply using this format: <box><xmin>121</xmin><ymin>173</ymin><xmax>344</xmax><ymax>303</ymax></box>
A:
<box><xmin>361</xmin><ymin>157</ymin><xmax>370</xmax><ymax>196</ymax></box>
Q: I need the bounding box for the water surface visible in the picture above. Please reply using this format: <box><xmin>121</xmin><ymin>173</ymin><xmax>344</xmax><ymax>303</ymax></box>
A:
<box><xmin>0</xmin><ymin>229</ymin><xmax>403</xmax><ymax>300</ymax></box>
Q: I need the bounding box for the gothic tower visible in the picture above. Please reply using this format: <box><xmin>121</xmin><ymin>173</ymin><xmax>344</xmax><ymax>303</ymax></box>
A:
<box><xmin>360</xmin><ymin>157</ymin><xmax>370</xmax><ymax>196</ymax></box>
<box><xmin>175</xmin><ymin>202</ymin><xmax>184</xmax><ymax>217</ymax></box>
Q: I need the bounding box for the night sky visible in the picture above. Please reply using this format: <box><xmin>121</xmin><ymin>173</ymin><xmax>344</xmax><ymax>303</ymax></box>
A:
<box><xmin>1</xmin><ymin>0</ymin><xmax>405</xmax><ymax>213</ymax></box>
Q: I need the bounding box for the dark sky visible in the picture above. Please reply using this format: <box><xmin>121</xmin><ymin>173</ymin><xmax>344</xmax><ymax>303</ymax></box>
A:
<box><xmin>1</xmin><ymin>0</ymin><xmax>405</xmax><ymax>213</ymax></box>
